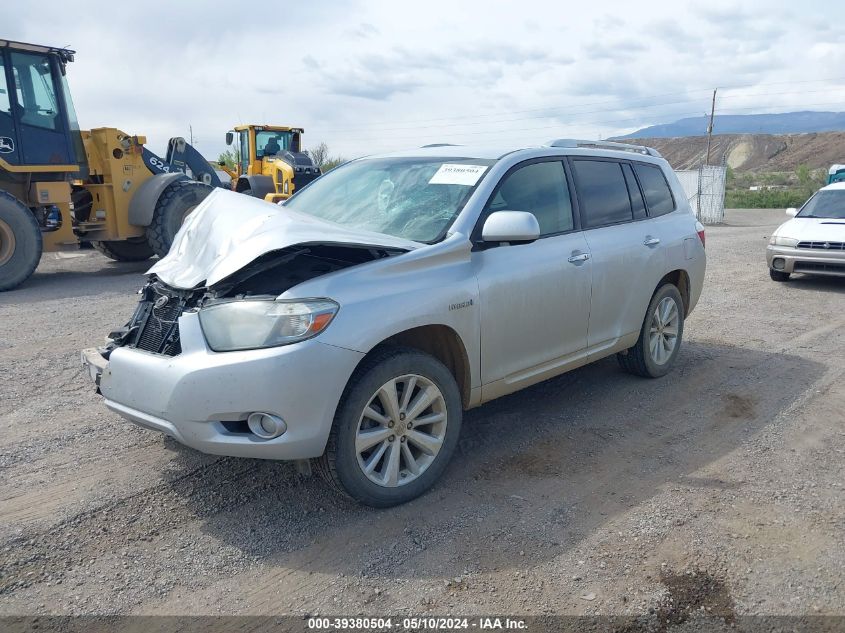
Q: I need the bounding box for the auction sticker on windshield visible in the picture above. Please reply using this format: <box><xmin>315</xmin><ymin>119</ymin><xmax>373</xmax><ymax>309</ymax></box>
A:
<box><xmin>429</xmin><ymin>164</ymin><xmax>488</xmax><ymax>186</ymax></box>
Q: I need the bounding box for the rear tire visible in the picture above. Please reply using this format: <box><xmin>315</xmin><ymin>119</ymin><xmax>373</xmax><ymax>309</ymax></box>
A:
<box><xmin>617</xmin><ymin>283</ymin><xmax>685</xmax><ymax>379</ymax></box>
<box><xmin>92</xmin><ymin>237</ymin><xmax>154</xmax><ymax>262</ymax></box>
<box><xmin>0</xmin><ymin>191</ymin><xmax>42</xmax><ymax>291</ymax></box>
<box><xmin>315</xmin><ymin>347</ymin><xmax>462</xmax><ymax>507</ymax></box>
<box><xmin>769</xmin><ymin>268</ymin><xmax>790</xmax><ymax>282</ymax></box>
<box><xmin>146</xmin><ymin>179</ymin><xmax>212</xmax><ymax>257</ymax></box>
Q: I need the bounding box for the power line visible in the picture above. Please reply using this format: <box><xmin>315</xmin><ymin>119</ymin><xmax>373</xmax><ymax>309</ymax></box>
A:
<box><xmin>327</xmin><ymin>100</ymin><xmax>845</xmax><ymax>144</ymax></box>
<box><xmin>348</xmin><ymin>100</ymin><xmax>845</xmax><ymax>151</ymax></box>
<box><xmin>316</xmin><ymin>75</ymin><xmax>845</xmax><ymax>133</ymax></box>
<box><xmin>319</xmin><ymin>88</ymin><xmax>845</xmax><ymax>138</ymax></box>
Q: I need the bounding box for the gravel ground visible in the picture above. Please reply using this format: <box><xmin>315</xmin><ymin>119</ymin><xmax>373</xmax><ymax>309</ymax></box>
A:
<box><xmin>0</xmin><ymin>209</ymin><xmax>843</xmax><ymax>619</ymax></box>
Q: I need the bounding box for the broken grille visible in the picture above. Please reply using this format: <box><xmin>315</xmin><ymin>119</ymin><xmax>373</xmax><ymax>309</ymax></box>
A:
<box><xmin>131</xmin><ymin>285</ymin><xmax>189</xmax><ymax>356</ymax></box>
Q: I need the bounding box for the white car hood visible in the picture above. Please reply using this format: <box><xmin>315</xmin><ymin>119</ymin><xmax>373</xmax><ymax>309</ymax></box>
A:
<box><xmin>147</xmin><ymin>188</ymin><xmax>420</xmax><ymax>289</ymax></box>
<box><xmin>776</xmin><ymin>216</ymin><xmax>845</xmax><ymax>242</ymax></box>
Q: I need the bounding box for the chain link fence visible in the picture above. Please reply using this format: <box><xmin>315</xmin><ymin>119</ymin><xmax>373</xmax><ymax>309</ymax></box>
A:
<box><xmin>675</xmin><ymin>163</ymin><xmax>727</xmax><ymax>224</ymax></box>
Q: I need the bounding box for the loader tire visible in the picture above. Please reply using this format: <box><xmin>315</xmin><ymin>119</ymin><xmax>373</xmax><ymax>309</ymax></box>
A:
<box><xmin>0</xmin><ymin>191</ymin><xmax>42</xmax><ymax>291</ymax></box>
<box><xmin>146</xmin><ymin>180</ymin><xmax>212</xmax><ymax>257</ymax></box>
<box><xmin>92</xmin><ymin>237</ymin><xmax>155</xmax><ymax>262</ymax></box>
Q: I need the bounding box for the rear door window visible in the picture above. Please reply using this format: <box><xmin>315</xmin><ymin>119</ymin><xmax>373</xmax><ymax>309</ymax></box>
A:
<box><xmin>634</xmin><ymin>163</ymin><xmax>675</xmax><ymax>216</ymax></box>
<box><xmin>571</xmin><ymin>159</ymin><xmax>632</xmax><ymax>228</ymax></box>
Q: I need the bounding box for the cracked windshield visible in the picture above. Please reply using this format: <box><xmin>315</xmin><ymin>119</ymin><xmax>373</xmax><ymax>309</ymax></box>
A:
<box><xmin>283</xmin><ymin>157</ymin><xmax>496</xmax><ymax>242</ymax></box>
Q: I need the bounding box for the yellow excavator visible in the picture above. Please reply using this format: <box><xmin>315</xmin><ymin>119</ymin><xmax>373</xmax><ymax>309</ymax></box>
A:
<box><xmin>219</xmin><ymin>125</ymin><xmax>321</xmax><ymax>202</ymax></box>
<box><xmin>0</xmin><ymin>39</ymin><xmax>217</xmax><ymax>291</ymax></box>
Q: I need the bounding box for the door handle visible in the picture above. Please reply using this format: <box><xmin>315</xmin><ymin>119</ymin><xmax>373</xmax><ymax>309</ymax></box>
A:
<box><xmin>567</xmin><ymin>253</ymin><xmax>591</xmax><ymax>263</ymax></box>
<box><xmin>643</xmin><ymin>237</ymin><xmax>661</xmax><ymax>247</ymax></box>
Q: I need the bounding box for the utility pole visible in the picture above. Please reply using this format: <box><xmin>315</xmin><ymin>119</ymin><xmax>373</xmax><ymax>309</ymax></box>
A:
<box><xmin>189</xmin><ymin>125</ymin><xmax>194</xmax><ymax>145</ymax></box>
<box><xmin>705</xmin><ymin>89</ymin><xmax>717</xmax><ymax>165</ymax></box>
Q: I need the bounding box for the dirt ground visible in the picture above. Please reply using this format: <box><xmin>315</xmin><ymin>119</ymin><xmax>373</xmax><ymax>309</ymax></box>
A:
<box><xmin>1</xmin><ymin>209</ymin><xmax>843</xmax><ymax>619</ymax></box>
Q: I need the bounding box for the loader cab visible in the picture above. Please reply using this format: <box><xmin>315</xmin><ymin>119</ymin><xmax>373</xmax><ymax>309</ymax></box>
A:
<box><xmin>225</xmin><ymin>124</ymin><xmax>318</xmax><ymax>202</ymax></box>
<box><xmin>0</xmin><ymin>41</ymin><xmax>85</xmax><ymax>178</ymax></box>
<box><xmin>227</xmin><ymin>125</ymin><xmax>303</xmax><ymax>176</ymax></box>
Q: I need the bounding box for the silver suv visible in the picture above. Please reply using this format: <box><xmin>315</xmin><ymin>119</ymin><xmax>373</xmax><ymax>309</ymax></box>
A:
<box><xmin>82</xmin><ymin>140</ymin><xmax>706</xmax><ymax>507</ymax></box>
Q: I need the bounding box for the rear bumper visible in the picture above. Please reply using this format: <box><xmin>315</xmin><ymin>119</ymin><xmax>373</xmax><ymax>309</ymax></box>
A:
<box><xmin>766</xmin><ymin>245</ymin><xmax>845</xmax><ymax>277</ymax></box>
<box><xmin>81</xmin><ymin>311</ymin><xmax>365</xmax><ymax>460</ymax></box>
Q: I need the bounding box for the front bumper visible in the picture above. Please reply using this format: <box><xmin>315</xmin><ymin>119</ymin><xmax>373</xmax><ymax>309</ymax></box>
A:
<box><xmin>766</xmin><ymin>245</ymin><xmax>845</xmax><ymax>277</ymax></box>
<box><xmin>81</xmin><ymin>311</ymin><xmax>364</xmax><ymax>460</ymax></box>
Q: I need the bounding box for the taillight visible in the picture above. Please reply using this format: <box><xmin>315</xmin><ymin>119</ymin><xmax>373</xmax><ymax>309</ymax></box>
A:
<box><xmin>695</xmin><ymin>221</ymin><xmax>706</xmax><ymax>248</ymax></box>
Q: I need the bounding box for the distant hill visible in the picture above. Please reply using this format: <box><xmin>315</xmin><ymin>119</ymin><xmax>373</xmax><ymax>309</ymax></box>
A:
<box><xmin>617</xmin><ymin>111</ymin><xmax>845</xmax><ymax>139</ymax></box>
<box><xmin>621</xmin><ymin>132</ymin><xmax>845</xmax><ymax>172</ymax></box>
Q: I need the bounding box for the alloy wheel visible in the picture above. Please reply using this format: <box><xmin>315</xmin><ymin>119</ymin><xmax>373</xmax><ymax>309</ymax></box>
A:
<box><xmin>648</xmin><ymin>296</ymin><xmax>679</xmax><ymax>365</ymax></box>
<box><xmin>355</xmin><ymin>374</ymin><xmax>448</xmax><ymax>487</ymax></box>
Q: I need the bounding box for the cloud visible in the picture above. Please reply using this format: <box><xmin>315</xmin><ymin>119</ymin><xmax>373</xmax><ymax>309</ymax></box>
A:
<box><xmin>0</xmin><ymin>0</ymin><xmax>839</xmax><ymax>158</ymax></box>
<box><xmin>582</xmin><ymin>39</ymin><xmax>649</xmax><ymax>62</ymax></box>
<box><xmin>345</xmin><ymin>22</ymin><xmax>380</xmax><ymax>39</ymax></box>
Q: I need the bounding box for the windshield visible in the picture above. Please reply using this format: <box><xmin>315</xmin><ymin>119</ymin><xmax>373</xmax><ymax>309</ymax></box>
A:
<box><xmin>283</xmin><ymin>157</ymin><xmax>495</xmax><ymax>242</ymax></box>
<box><xmin>256</xmin><ymin>130</ymin><xmax>293</xmax><ymax>158</ymax></box>
<box><xmin>798</xmin><ymin>189</ymin><xmax>845</xmax><ymax>219</ymax></box>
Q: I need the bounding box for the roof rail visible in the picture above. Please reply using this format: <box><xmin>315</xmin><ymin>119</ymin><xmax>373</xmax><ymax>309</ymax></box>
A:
<box><xmin>421</xmin><ymin>143</ymin><xmax>461</xmax><ymax>148</ymax></box>
<box><xmin>545</xmin><ymin>138</ymin><xmax>662</xmax><ymax>158</ymax></box>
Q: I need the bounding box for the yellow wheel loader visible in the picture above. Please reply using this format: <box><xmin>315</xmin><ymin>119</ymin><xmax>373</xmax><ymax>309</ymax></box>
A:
<box><xmin>0</xmin><ymin>40</ymin><xmax>216</xmax><ymax>291</ymax></box>
<box><xmin>221</xmin><ymin>125</ymin><xmax>321</xmax><ymax>203</ymax></box>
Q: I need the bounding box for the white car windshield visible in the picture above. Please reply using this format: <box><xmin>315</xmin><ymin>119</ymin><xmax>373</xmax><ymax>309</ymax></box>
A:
<box><xmin>283</xmin><ymin>157</ymin><xmax>496</xmax><ymax>242</ymax></box>
<box><xmin>798</xmin><ymin>189</ymin><xmax>845</xmax><ymax>219</ymax></box>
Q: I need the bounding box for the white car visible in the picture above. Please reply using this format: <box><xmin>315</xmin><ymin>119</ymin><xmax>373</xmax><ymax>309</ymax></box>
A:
<box><xmin>767</xmin><ymin>182</ymin><xmax>845</xmax><ymax>281</ymax></box>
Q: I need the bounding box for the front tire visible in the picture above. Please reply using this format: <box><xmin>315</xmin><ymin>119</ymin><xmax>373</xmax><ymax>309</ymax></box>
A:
<box><xmin>146</xmin><ymin>180</ymin><xmax>212</xmax><ymax>257</ymax></box>
<box><xmin>92</xmin><ymin>237</ymin><xmax>155</xmax><ymax>262</ymax></box>
<box><xmin>0</xmin><ymin>191</ymin><xmax>42</xmax><ymax>291</ymax></box>
<box><xmin>618</xmin><ymin>283</ymin><xmax>685</xmax><ymax>378</ymax></box>
<box><xmin>769</xmin><ymin>268</ymin><xmax>790</xmax><ymax>282</ymax></box>
<box><xmin>315</xmin><ymin>347</ymin><xmax>462</xmax><ymax>507</ymax></box>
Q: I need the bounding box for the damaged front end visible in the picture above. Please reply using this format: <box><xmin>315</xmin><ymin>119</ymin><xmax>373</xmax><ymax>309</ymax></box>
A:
<box><xmin>106</xmin><ymin>242</ymin><xmax>403</xmax><ymax>358</ymax></box>
<box><xmin>90</xmin><ymin>188</ymin><xmax>417</xmax><ymax>369</ymax></box>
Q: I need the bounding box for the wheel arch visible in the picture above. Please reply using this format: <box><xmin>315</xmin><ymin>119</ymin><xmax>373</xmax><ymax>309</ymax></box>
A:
<box><xmin>127</xmin><ymin>173</ymin><xmax>188</xmax><ymax>226</ymax></box>
<box><xmin>236</xmin><ymin>175</ymin><xmax>274</xmax><ymax>199</ymax></box>
<box><xmin>364</xmin><ymin>324</ymin><xmax>472</xmax><ymax>409</ymax></box>
<box><xmin>658</xmin><ymin>268</ymin><xmax>691</xmax><ymax>316</ymax></box>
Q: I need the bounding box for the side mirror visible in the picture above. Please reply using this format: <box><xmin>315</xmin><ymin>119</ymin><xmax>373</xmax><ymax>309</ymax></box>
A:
<box><xmin>481</xmin><ymin>211</ymin><xmax>540</xmax><ymax>244</ymax></box>
<box><xmin>225</xmin><ymin>131</ymin><xmax>234</xmax><ymax>146</ymax></box>
<box><xmin>785</xmin><ymin>208</ymin><xmax>798</xmax><ymax>217</ymax></box>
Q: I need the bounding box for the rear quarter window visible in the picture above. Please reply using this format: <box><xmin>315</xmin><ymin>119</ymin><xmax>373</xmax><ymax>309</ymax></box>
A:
<box><xmin>634</xmin><ymin>163</ymin><xmax>675</xmax><ymax>217</ymax></box>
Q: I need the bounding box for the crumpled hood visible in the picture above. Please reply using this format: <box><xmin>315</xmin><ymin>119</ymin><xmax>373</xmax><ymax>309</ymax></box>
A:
<box><xmin>776</xmin><ymin>217</ymin><xmax>845</xmax><ymax>242</ymax></box>
<box><xmin>147</xmin><ymin>189</ymin><xmax>420</xmax><ymax>289</ymax></box>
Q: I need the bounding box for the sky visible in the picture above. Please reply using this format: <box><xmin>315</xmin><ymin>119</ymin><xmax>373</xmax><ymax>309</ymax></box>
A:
<box><xmin>2</xmin><ymin>1</ymin><xmax>844</xmax><ymax>161</ymax></box>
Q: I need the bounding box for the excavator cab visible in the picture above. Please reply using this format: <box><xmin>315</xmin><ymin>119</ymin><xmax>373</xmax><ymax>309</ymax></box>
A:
<box><xmin>0</xmin><ymin>40</ymin><xmax>213</xmax><ymax>291</ymax></box>
<box><xmin>0</xmin><ymin>42</ymin><xmax>83</xmax><ymax>173</ymax></box>
<box><xmin>224</xmin><ymin>125</ymin><xmax>321</xmax><ymax>202</ymax></box>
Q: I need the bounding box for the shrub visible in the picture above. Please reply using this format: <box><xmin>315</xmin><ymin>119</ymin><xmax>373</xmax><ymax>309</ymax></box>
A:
<box><xmin>725</xmin><ymin>188</ymin><xmax>812</xmax><ymax>209</ymax></box>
